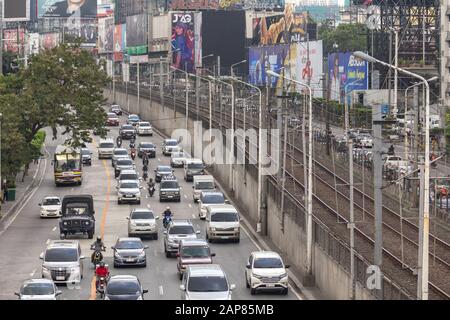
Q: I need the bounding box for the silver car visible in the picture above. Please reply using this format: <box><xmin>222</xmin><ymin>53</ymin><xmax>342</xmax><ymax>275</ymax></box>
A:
<box><xmin>127</xmin><ymin>209</ymin><xmax>159</xmax><ymax>239</ymax></box>
<box><xmin>117</xmin><ymin>180</ymin><xmax>142</xmax><ymax>204</ymax></box>
<box><xmin>180</xmin><ymin>264</ymin><xmax>235</xmax><ymax>300</ymax></box>
<box><xmin>112</xmin><ymin>237</ymin><xmax>149</xmax><ymax>268</ymax></box>
<box><xmin>114</xmin><ymin>158</ymin><xmax>135</xmax><ymax>178</ymax></box>
<box><xmin>15</xmin><ymin>279</ymin><xmax>62</xmax><ymax>300</ymax></box>
<box><xmin>112</xmin><ymin>148</ymin><xmax>129</xmax><ymax>167</ymax></box>
<box><xmin>164</xmin><ymin>220</ymin><xmax>200</xmax><ymax>257</ymax></box>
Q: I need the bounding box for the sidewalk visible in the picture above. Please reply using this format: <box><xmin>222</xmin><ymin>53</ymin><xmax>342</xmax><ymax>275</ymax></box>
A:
<box><xmin>0</xmin><ymin>160</ymin><xmax>41</xmax><ymax>222</ymax></box>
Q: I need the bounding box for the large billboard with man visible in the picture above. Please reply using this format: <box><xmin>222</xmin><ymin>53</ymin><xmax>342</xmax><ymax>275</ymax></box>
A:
<box><xmin>3</xmin><ymin>0</ymin><xmax>30</xmax><ymax>22</ymax></box>
<box><xmin>38</xmin><ymin>0</ymin><xmax>97</xmax><ymax>18</ymax></box>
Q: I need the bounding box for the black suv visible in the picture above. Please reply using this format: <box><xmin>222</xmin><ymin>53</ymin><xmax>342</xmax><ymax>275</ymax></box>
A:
<box><xmin>159</xmin><ymin>177</ymin><xmax>181</xmax><ymax>202</ymax></box>
<box><xmin>138</xmin><ymin>142</ymin><xmax>156</xmax><ymax>158</ymax></box>
<box><xmin>59</xmin><ymin>195</ymin><xmax>95</xmax><ymax>239</ymax></box>
<box><xmin>119</xmin><ymin>124</ymin><xmax>136</xmax><ymax>140</ymax></box>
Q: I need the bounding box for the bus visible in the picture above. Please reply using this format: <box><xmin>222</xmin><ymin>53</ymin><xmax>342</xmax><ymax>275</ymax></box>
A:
<box><xmin>54</xmin><ymin>145</ymin><xmax>83</xmax><ymax>186</ymax></box>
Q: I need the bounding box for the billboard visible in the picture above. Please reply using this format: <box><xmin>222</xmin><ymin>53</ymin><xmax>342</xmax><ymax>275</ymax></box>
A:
<box><xmin>115</xmin><ymin>0</ymin><xmax>146</xmax><ymax>25</ymax></box>
<box><xmin>3</xmin><ymin>29</ymin><xmax>25</xmax><ymax>54</ymax></box>
<box><xmin>98</xmin><ymin>17</ymin><xmax>114</xmax><ymax>53</ymax></box>
<box><xmin>252</xmin><ymin>4</ymin><xmax>316</xmax><ymax>46</ymax></box>
<box><xmin>171</xmin><ymin>12</ymin><xmax>196</xmax><ymax>73</ymax></box>
<box><xmin>40</xmin><ymin>33</ymin><xmax>60</xmax><ymax>50</ymax></box>
<box><xmin>328</xmin><ymin>52</ymin><xmax>369</xmax><ymax>103</ymax></box>
<box><xmin>28</xmin><ymin>33</ymin><xmax>40</xmax><ymax>55</ymax></box>
<box><xmin>64</xmin><ymin>19</ymin><xmax>97</xmax><ymax>47</ymax></box>
<box><xmin>38</xmin><ymin>0</ymin><xmax>97</xmax><ymax>18</ymax></box>
<box><xmin>3</xmin><ymin>0</ymin><xmax>30</xmax><ymax>22</ymax></box>
<box><xmin>249</xmin><ymin>40</ymin><xmax>324</xmax><ymax>98</ymax></box>
<box><xmin>127</xmin><ymin>13</ymin><xmax>148</xmax><ymax>55</ymax></box>
<box><xmin>113</xmin><ymin>24</ymin><xmax>126</xmax><ymax>61</ymax></box>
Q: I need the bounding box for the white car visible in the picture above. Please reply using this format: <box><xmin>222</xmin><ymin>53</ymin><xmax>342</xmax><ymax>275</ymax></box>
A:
<box><xmin>198</xmin><ymin>192</ymin><xmax>227</xmax><ymax>219</ymax></box>
<box><xmin>205</xmin><ymin>204</ymin><xmax>240</xmax><ymax>242</ymax></box>
<box><xmin>136</xmin><ymin>122</ymin><xmax>153</xmax><ymax>136</ymax></box>
<box><xmin>117</xmin><ymin>180</ymin><xmax>143</xmax><ymax>204</ymax></box>
<box><xmin>127</xmin><ymin>209</ymin><xmax>159</xmax><ymax>239</ymax></box>
<box><xmin>245</xmin><ymin>251</ymin><xmax>290</xmax><ymax>295</ymax></box>
<box><xmin>39</xmin><ymin>196</ymin><xmax>62</xmax><ymax>218</ymax></box>
<box><xmin>15</xmin><ymin>279</ymin><xmax>62</xmax><ymax>300</ymax></box>
<box><xmin>170</xmin><ymin>151</ymin><xmax>189</xmax><ymax>168</ymax></box>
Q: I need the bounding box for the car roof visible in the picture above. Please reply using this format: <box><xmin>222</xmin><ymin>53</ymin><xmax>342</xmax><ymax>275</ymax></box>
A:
<box><xmin>114</xmin><ymin>148</ymin><xmax>128</xmax><ymax>152</ymax></box>
<box><xmin>161</xmin><ymin>176</ymin><xmax>177</xmax><ymax>181</ymax></box>
<box><xmin>100</xmin><ymin>138</ymin><xmax>114</xmax><ymax>142</ymax></box>
<box><xmin>194</xmin><ymin>175</ymin><xmax>214</xmax><ymax>181</ymax></box>
<box><xmin>139</xmin><ymin>141</ymin><xmax>154</xmax><ymax>145</ymax></box>
<box><xmin>131</xmin><ymin>208</ymin><xmax>153</xmax><ymax>213</ymax></box>
<box><xmin>252</xmin><ymin>251</ymin><xmax>282</xmax><ymax>259</ymax></box>
<box><xmin>201</xmin><ymin>191</ymin><xmax>224</xmax><ymax>197</ymax></box>
<box><xmin>207</xmin><ymin>204</ymin><xmax>237</xmax><ymax>213</ymax></box>
<box><xmin>180</xmin><ymin>239</ymin><xmax>209</xmax><ymax>247</ymax></box>
<box><xmin>43</xmin><ymin>196</ymin><xmax>61</xmax><ymax>200</ymax></box>
<box><xmin>47</xmin><ymin>240</ymin><xmax>79</xmax><ymax>249</ymax></box>
<box><xmin>186</xmin><ymin>158</ymin><xmax>203</xmax><ymax>163</ymax></box>
<box><xmin>128</xmin><ymin>114</ymin><xmax>139</xmax><ymax>117</ymax></box>
<box><xmin>117</xmin><ymin>237</ymin><xmax>142</xmax><ymax>242</ymax></box>
<box><xmin>109</xmin><ymin>275</ymin><xmax>139</xmax><ymax>282</ymax></box>
<box><xmin>165</xmin><ymin>139</ymin><xmax>177</xmax><ymax>142</ymax></box>
<box><xmin>23</xmin><ymin>279</ymin><xmax>55</xmax><ymax>285</ymax></box>
<box><xmin>157</xmin><ymin>165</ymin><xmax>172</xmax><ymax>169</ymax></box>
<box><xmin>120</xmin><ymin>170</ymin><xmax>138</xmax><ymax>175</ymax></box>
<box><xmin>170</xmin><ymin>220</ymin><xmax>193</xmax><ymax>227</ymax></box>
<box><xmin>120</xmin><ymin>180</ymin><xmax>139</xmax><ymax>184</ymax></box>
<box><xmin>187</xmin><ymin>264</ymin><xmax>225</xmax><ymax>277</ymax></box>
<box><xmin>139</xmin><ymin>121</ymin><xmax>150</xmax><ymax>124</ymax></box>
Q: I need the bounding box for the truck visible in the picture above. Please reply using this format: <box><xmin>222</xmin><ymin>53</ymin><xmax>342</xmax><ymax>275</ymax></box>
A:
<box><xmin>59</xmin><ymin>195</ymin><xmax>95</xmax><ymax>239</ymax></box>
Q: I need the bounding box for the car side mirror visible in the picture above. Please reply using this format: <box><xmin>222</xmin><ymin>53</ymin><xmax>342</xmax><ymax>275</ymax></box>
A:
<box><xmin>245</xmin><ymin>263</ymin><xmax>251</xmax><ymax>269</ymax></box>
<box><xmin>285</xmin><ymin>264</ymin><xmax>291</xmax><ymax>269</ymax></box>
<box><xmin>154</xmin><ymin>170</ymin><xmax>156</xmax><ymax>172</ymax></box>
<box><xmin>155</xmin><ymin>216</ymin><xmax>160</xmax><ymax>220</ymax></box>
<box><xmin>163</xmin><ymin>231</ymin><xmax>167</xmax><ymax>235</ymax></box>
<box><xmin>80</xmin><ymin>256</ymin><xmax>85</xmax><ymax>260</ymax></box>
<box><xmin>39</xmin><ymin>253</ymin><xmax>44</xmax><ymax>260</ymax></box>
<box><xmin>225</xmin><ymin>200</ymin><xmax>230</xmax><ymax>204</ymax></box>
<box><xmin>111</xmin><ymin>246</ymin><xmax>115</xmax><ymax>250</ymax></box>
<box><xmin>38</xmin><ymin>203</ymin><xmax>42</xmax><ymax>206</ymax></box>
<box><xmin>126</xmin><ymin>217</ymin><xmax>130</xmax><ymax>220</ymax></box>
<box><xmin>116</xmin><ymin>186</ymin><xmax>119</xmax><ymax>189</ymax></box>
<box><xmin>211</xmin><ymin>253</ymin><xmax>216</xmax><ymax>257</ymax></box>
<box><xmin>196</xmin><ymin>231</ymin><xmax>201</xmax><ymax>234</ymax></box>
<box><xmin>176</xmin><ymin>253</ymin><xmax>180</xmax><ymax>257</ymax></box>
<box><xmin>140</xmin><ymin>186</ymin><xmax>143</xmax><ymax>189</ymax></box>
<box><xmin>179</xmin><ymin>285</ymin><xmax>186</xmax><ymax>291</ymax></box>
<box><xmin>14</xmin><ymin>292</ymin><xmax>20</xmax><ymax>297</ymax></box>
<box><xmin>230</xmin><ymin>284</ymin><xmax>236</xmax><ymax>291</ymax></box>
<box><xmin>143</xmin><ymin>289</ymin><xmax>149</xmax><ymax>294</ymax></box>
<box><xmin>192</xmin><ymin>186</ymin><xmax>194</xmax><ymax>189</ymax></box>
<box><xmin>56</xmin><ymin>290</ymin><xmax>63</xmax><ymax>296</ymax></box>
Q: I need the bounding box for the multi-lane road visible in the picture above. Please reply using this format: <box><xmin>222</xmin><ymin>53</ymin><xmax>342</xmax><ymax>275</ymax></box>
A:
<box><xmin>0</xmin><ymin>110</ymin><xmax>301</xmax><ymax>300</ymax></box>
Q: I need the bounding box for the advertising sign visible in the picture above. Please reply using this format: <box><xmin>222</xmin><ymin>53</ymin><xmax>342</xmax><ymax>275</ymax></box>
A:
<box><xmin>28</xmin><ymin>33</ymin><xmax>40</xmax><ymax>55</ymax></box>
<box><xmin>115</xmin><ymin>0</ymin><xmax>146</xmax><ymax>25</ymax></box>
<box><xmin>3</xmin><ymin>0</ymin><xmax>30</xmax><ymax>22</ymax></box>
<box><xmin>328</xmin><ymin>52</ymin><xmax>369</xmax><ymax>103</ymax></box>
<box><xmin>64</xmin><ymin>19</ymin><xmax>97</xmax><ymax>47</ymax></box>
<box><xmin>126</xmin><ymin>13</ymin><xmax>148</xmax><ymax>55</ymax></box>
<box><xmin>171</xmin><ymin>12</ymin><xmax>196</xmax><ymax>73</ymax></box>
<box><xmin>98</xmin><ymin>16</ymin><xmax>114</xmax><ymax>53</ymax></box>
<box><xmin>252</xmin><ymin>4</ymin><xmax>316</xmax><ymax>46</ymax></box>
<box><xmin>114</xmin><ymin>24</ymin><xmax>126</xmax><ymax>61</ymax></box>
<box><xmin>249</xmin><ymin>44</ymin><xmax>289</xmax><ymax>88</ymax></box>
<box><xmin>38</xmin><ymin>0</ymin><xmax>97</xmax><ymax>18</ymax></box>
<box><xmin>40</xmin><ymin>33</ymin><xmax>60</xmax><ymax>50</ymax></box>
<box><xmin>3</xmin><ymin>29</ymin><xmax>25</xmax><ymax>54</ymax></box>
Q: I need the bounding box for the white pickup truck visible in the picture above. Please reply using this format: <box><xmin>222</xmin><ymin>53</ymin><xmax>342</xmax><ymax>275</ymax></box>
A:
<box><xmin>383</xmin><ymin>156</ymin><xmax>412</xmax><ymax>174</ymax></box>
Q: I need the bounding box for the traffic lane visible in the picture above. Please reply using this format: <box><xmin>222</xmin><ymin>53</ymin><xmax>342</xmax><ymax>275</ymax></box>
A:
<box><xmin>0</xmin><ymin>129</ymin><xmax>90</xmax><ymax>300</ymax></box>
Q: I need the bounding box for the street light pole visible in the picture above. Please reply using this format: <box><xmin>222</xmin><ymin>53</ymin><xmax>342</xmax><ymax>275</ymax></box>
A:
<box><xmin>267</xmin><ymin>70</ymin><xmax>314</xmax><ymax>277</ymax></box>
<box><xmin>354</xmin><ymin>51</ymin><xmax>432</xmax><ymax>300</ymax></box>
<box><xmin>230</xmin><ymin>60</ymin><xmax>247</xmax><ymax>77</ymax></box>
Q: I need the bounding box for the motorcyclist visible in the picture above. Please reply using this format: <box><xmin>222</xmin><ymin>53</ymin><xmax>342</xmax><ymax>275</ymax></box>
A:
<box><xmin>142</xmin><ymin>164</ymin><xmax>148</xmax><ymax>181</ymax></box>
<box><xmin>142</xmin><ymin>153</ymin><xmax>149</xmax><ymax>166</ymax></box>
<box><xmin>163</xmin><ymin>207</ymin><xmax>173</xmax><ymax>228</ymax></box>
<box><xmin>130</xmin><ymin>143</ymin><xmax>136</xmax><ymax>160</ymax></box>
<box><xmin>148</xmin><ymin>178</ymin><xmax>155</xmax><ymax>197</ymax></box>
<box><xmin>116</xmin><ymin>136</ymin><xmax>122</xmax><ymax>148</ymax></box>
<box><xmin>95</xmin><ymin>262</ymin><xmax>110</xmax><ymax>291</ymax></box>
<box><xmin>91</xmin><ymin>236</ymin><xmax>106</xmax><ymax>252</ymax></box>
<box><xmin>388</xmin><ymin>144</ymin><xmax>395</xmax><ymax>155</ymax></box>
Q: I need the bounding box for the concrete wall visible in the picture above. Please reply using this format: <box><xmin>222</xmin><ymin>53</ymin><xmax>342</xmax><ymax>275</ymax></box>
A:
<box><xmin>107</xmin><ymin>87</ymin><xmax>375</xmax><ymax>300</ymax></box>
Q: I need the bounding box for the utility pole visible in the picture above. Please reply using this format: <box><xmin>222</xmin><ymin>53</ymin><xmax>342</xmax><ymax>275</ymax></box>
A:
<box><xmin>280</xmin><ymin>114</ymin><xmax>288</xmax><ymax>232</ymax></box>
<box><xmin>417</xmin><ymin>163</ymin><xmax>425</xmax><ymax>299</ymax></box>
<box><xmin>185</xmin><ymin>65</ymin><xmax>188</xmax><ymax>131</ymax></box>
<box><xmin>393</xmin><ymin>28</ymin><xmax>398</xmax><ymax>116</ymax></box>
<box><xmin>412</xmin><ymin>85</ymin><xmax>420</xmax><ymax>206</ymax></box>
<box><xmin>0</xmin><ymin>0</ymin><xmax>3</xmax><ymax>75</ymax></box>
<box><xmin>217</xmin><ymin>55</ymin><xmax>222</xmax><ymax>129</ymax></box>
<box><xmin>388</xmin><ymin>31</ymin><xmax>392</xmax><ymax>109</ymax></box>
<box><xmin>160</xmin><ymin>57</ymin><xmax>164</xmax><ymax>112</ymax></box>
<box><xmin>137</xmin><ymin>61</ymin><xmax>140</xmax><ymax>116</ymax></box>
<box><xmin>373</xmin><ymin>103</ymin><xmax>383</xmax><ymax>273</ymax></box>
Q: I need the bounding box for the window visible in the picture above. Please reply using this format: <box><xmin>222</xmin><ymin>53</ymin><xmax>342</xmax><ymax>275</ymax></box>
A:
<box><xmin>120</xmin><ymin>174</ymin><xmax>138</xmax><ymax>181</ymax></box>
<box><xmin>202</xmin><ymin>194</ymin><xmax>224</xmax><ymax>204</ymax></box>
<box><xmin>45</xmin><ymin>248</ymin><xmax>78</xmax><ymax>262</ymax></box>
<box><xmin>21</xmin><ymin>283</ymin><xmax>55</xmax><ymax>296</ymax></box>
<box><xmin>131</xmin><ymin>211</ymin><xmax>154</xmax><ymax>220</ymax></box>
<box><xmin>100</xmin><ymin>142</ymin><xmax>114</xmax><ymax>148</ymax></box>
<box><xmin>188</xmin><ymin>276</ymin><xmax>228</xmax><ymax>292</ymax></box>
<box><xmin>43</xmin><ymin>198</ymin><xmax>60</xmax><ymax>206</ymax></box>
<box><xmin>114</xmin><ymin>149</ymin><xmax>128</xmax><ymax>156</ymax></box>
<box><xmin>181</xmin><ymin>246</ymin><xmax>210</xmax><ymax>258</ymax></box>
<box><xmin>120</xmin><ymin>182</ymin><xmax>139</xmax><ymax>189</ymax></box>
<box><xmin>188</xmin><ymin>163</ymin><xmax>204</xmax><ymax>169</ymax></box>
<box><xmin>165</xmin><ymin>140</ymin><xmax>178</xmax><ymax>146</ymax></box>
<box><xmin>161</xmin><ymin>181</ymin><xmax>179</xmax><ymax>189</ymax></box>
<box><xmin>159</xmin><ymin>167</ymin><xmax>172</xmax><ymax>173</ymax></box>
<box><xmin>196</xmin><ymin>182</ymin><xmax>214</xmax><ymax>190</ymax></box>
<box><xmin>107</xmin><ymin>281</ymin><xmax>140</xmax><ymax>295</ymax></box>
<box><xmin>253</xmin><ymin>257</ymin><xmax>283</xmax><ymax>269</ymax></box>
<box><xmin>116</xmin><ymin>240</ymin><xmax>143</xmax><ymax>250</ymax></box>
<box><xmin>211</xmin><ymin>212</ymin><xmax>239</xmax><ymax>222</ymax></box>
<box><xmin>169</xmin><ymin>225</ymin><xmax>195</xmax><ymax>235</ymax></box>
<box><xmin>117</xmin><ymin>159</ymin><xmax>133</xmax><ymax>166</ymax></box>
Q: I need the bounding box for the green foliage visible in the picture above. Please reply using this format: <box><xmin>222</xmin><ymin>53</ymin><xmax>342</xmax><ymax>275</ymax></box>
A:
<box><xmin>319</xmin><ymin>23</ymin><xmax>368</xmax><ymax>56</ymax></box>
<box><xmin>0</xmin><ymin>42</ymin><xmax>109</xmax><ymax>185</ymax></box>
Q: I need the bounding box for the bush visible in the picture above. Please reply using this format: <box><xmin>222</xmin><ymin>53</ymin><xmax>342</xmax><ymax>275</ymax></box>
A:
<box><xmin>30</xmin><ymin>130</ymin><xmax>46</xmax><ymax>160</ymax></box>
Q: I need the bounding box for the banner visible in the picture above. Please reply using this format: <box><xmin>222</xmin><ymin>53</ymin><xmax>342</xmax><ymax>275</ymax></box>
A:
<box><xmin>40</xmin><ymin>33</ymin><xmax>60</xmax><ymax>50</ymax></box>
<box><xmin>38</xmin><ymin>0</ymin><xmax>97</xmax><ymax>18</ymax></box>
<box><xmin>2</xmin><ymin>29</ymin><xmax>25</xmax><ymax>54</ymax></box>
<box><xmin>3</xmin><ymin>0</ymin><xmax>30</xmax><ymax>22</ymax></box>
<box><xmin>98</xmin><ymin>16</ymin><xmax>114</xmax><ymax>53</ymax></box>
<box><xmin>252</xmin><ymin>4</ymin><xmax>316</xmax><ymax>46</ymax></box>
<box><xmin>249</xmin><ymin>44</ymin><xmax>289</xmax><ymax>88</ymax></box>
<box><xmin>28</xmin><ymin>33</ymin><xmax>40</xmax><ymax>55</ymax></box>
<box><xmin>64</xmin><ymin>19</ymin><xmax>97</xmax><ymax>47</ymax></box>
<box><xmin>328</xmin><ymin>52</ymin><xmax>369</xmax><ymax>103</ymax></box>
<box><xmin>115</xmin><ymin>0</ymin><xmax>146</xmax><ymax>25</ymax></box>
<box><xmin>171</xmin><ymin>12</ymin><xmax>197</xmax><ymax>73</ymax></box>
<box><xmin>126</xmin><ymin>13</ymin><xmax>148</xmax><ymax>55</ymax></box>
<box><xmin>114</xmin><ymin>24</ymin><xmax>126</xmax><ymax>61</ymax></box>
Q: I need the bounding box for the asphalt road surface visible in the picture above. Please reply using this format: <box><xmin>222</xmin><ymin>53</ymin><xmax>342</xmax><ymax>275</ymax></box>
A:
<box><xmin>0</xmin><ymin>110</ymin><xmax>301</xmax><ymax>300</ymax></box>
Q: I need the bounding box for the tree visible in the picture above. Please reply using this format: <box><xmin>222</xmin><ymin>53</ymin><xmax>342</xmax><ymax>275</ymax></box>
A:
<box><xmin>319</xmin><ymin>23</ymin><xmax>367</xmax><ymax>56</ymax></box>
<box><xmin>0</xmin><ymin>42</ymin><xmax>110</xmax><ymax>185</ymax></box>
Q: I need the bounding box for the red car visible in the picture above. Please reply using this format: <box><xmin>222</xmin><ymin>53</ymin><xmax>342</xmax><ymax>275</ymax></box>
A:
<box><xmin>176</xmin><ymin>239</ymin><xmax>215</xmax><ymax>280</ymax></box>
<box><xmin>106</xmin><ymin>113</ymin><xmax>119</xmax><ymax>126</ymax></box>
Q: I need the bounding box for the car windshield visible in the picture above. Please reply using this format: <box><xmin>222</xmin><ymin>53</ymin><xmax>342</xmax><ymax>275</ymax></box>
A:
<box><xmin>158</xmin><ymin>167</ymin><xmax>172</xmax><ymax>173</ymax></box>
<box><xmin>117</xmin><ymin>159</ymin><xmax>133</xmax><ymax>166</ymax></box>
<box><xmin>45</xmin><ymin>248</ymin><xmax>78</xmax><ymax>262</ymax></box>
<box><xmin>107</xmin><ymin>113</ymin><xmax>117</xmax><ymax>118</ymax></box>
<box><xmin>21</xmin><ymin>283</ymin><xmax>54</xmax><ymax>296</ymax></box>
<box><xmin>129</xmin><ymin>116</ymin><xmax>139</xmax><ymax>121</ymax></box>
<box><xmin>139</xmin><ymin>123</ymin><xmax>151</xmax><ymax>127</ymax></box>
<box><xmin>100</xmin><ymin>142</ymin><xmax>114</xmax><ymax>148</ymax></box>
<box><xmin>211</xmin><ymin>212</ymin><xmax>238</xmax><ymax>222</ymax></box>
<box><xmin>120</xmin><ymin>182</ymin><xmax>139</xmax><ymax>189</ymax></box>
<box><xmin>188</xmin><ymin>276</ymin><xmax>228</xmax><ymax>292</ymax></box>
<box><xmin>81</xmin><ymin>149</ymin><xmax>90</xmax><ymax>155</ymax></box>
<box><xmin>188</xmin><ymin>163</ymin><xmax>204</xmax><ymax>169</ymax></box>
<box><xmin>107</xmin><ymin>281</ymin><xmax>140</xmax><ymax>296</ymax></box>
<box><xmin>131</xmin><ymin>211</ymin><xmax>154</xmax><ymax>220</ymax></box>
<box><xmin>165</xmin><ymin>140</ymin><xmax>178</xmax><ymax>146</ymax></box>
<box><xmin>140</xmin><ymin>143</ymin><xmax>155</xmax><ymax>148</ymax></box>
<box><xmin>181</xmin><ymin>246</ymin><xmax>210</xmax><ymax>258</ymax></box>
<box><xmin>161</xmin><ymin>181</ymin><xmax>179</xmax><ymax>189</ymax></box>
<box><xmin>253</xmin><ymin>257</ymin><xmax>283</xmax><ymax>268</ymax></box>
<box><xmin>116</xmin><ymin>240</ymin><xmax>143</xmax><ymax>250</ymax></box>
<box><xmin>122</xmin><ymin>125</ymin><xmax>134</xmax><ymax>130</ymax></box>
<box><xmin>196</xmin><ymin>182</ymin><xmax>214</xmax><ymax>190</ymax></box>
<box><xmin>114</xmin><ymin>149</ymin><xmax>128</xmax><ymax>156</ymax></box>
<box><xmin>65</xmin><ymin>204</ymin><xmax>88</xmax><ymax>215</ymax></box>
<box><xmin>43</xmin><ymin>198</ymin><xmax>60</xmax><ymax>206</ymax></box>
<box><xmin>120</xmin><ymin>174</ymin><xmax>138</xmax><ymax>181</ymax></box>
<box><xmin>202</xmin><ymin>194</ymin><xmax>224</xmax><ymax>204</ymax></box>
<box><xmin>169</xmin><ymin>225</ymin><xmax>195</xmax><ymax>235</ymax></box>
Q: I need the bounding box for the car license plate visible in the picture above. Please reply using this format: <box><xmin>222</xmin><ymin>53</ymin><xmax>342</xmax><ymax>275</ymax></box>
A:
<box><xmin>267</xmin><ymin>283</ymin><xmax>275</xmax><ymax>287</ymax></box>
<box><xmin>125</xmin><ymin>195</ymin><xmax>132</xmax><ymax>198</ymax></box>
<box><xmin>56</xmin><ymin>276</ymin><xmax>65</xmax><ymax>281</ymax></box>
<box><xmin>126</xmin><ymin>258</ymin><xmax>135</xmax><ymax>262</ymax></box>
<box><xmin>168</xmin><ymin>196</ymin><xmax>173</xmax><ymax>198</ymax></box>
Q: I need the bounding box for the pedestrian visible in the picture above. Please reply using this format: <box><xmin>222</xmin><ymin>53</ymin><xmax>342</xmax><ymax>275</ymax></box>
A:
<box><xmin>3</xmin><ymin>186</ymin><xmax>8</xmax><ymax>202</ymax></box>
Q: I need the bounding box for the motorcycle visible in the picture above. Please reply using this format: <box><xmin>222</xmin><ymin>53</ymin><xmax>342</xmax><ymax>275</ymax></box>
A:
<box><xmin>148</xmin><ymin>185</ymin><xmax>155</xmax><ymax>197</ymax></box>
<box><xmin>90</xmin><ymin>246</ymin><xmax>105</xmax><ymax>266</ymax></box>
<box><xmin>96</xmin><ymin>275</ymin><xmax>108</xmax><ymax>298</ymax></box>
<box><xmin>130</xmin><ymin>150</ymin><xmax>136</xmax><ymax>160</ymax></box>
<box><xmin>163</xmin><ymin>215</ymin><xmax>172</xmax><ymax>229</ymax></box>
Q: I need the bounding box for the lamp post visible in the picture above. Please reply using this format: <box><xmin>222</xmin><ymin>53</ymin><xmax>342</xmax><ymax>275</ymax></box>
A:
<box><xmin>230</xmin><ymin>60</ymin><xmax>247</xmax><ymax>78</ymax></box>
<box><xmin>170</xmin><ymin>66</ymin><xmax>190</xmax><ymax>130</ymax></box>
<box><xmin>208</xmin><ymin>75</ymin><xmax>235</xmax><ymax>191</ymax></box>
<box><xmin>354</xmin><ymin>51</ymin><xmax>432</xmax><ymax>300</ymax></box>
<box><xmin>196</xmin><ymin>54</ymin><xmax>215</xmax><ymax>121</ymax></box>
<box><xmin>266</xmin><ymin>70</ymin><xmax>314</xmax><ymax>277</ymax></box>
<box><xmin>221</xmin><ymin>76</ymin><xmax>263</xmax><ymax>232</ymax></box>
<box><xmin>0</xmin><ymin>112</ymin><xmax>2</xmax><ymax>212</ymax></box>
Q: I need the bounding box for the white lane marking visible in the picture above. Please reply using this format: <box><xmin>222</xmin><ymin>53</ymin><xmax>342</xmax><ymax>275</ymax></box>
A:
<box><xmin>146</xmin><ymin>195</ymin><xmax>149</xmax><ymax>199</ymax></box>
<box><xmin>52</xmin><ymin>227</ymin><xmax>57</xmax><ymax>232</ymax></box>
<box><xmin>30</xmin><ymin>269</ymin><xmax>36</xmax><ymax>277</ymax></box>
<box><xmin>184</xmin><ymin>195</ymin><xmax>187</xmax><ymax>199</ymax></box>
<box><xmin>192</xmin><ymin>214</ymin><xmax>195</xmax><ymax>219</ymax></box>
<box><xmin>46</xmin><ymin>239</ymin><xmax>50</xmax><ymax>245</ymax></box>
<box><xmin>154</xmin><ymin>249</ymin><xmax>158</xmax><ymax>257</ymax></box>
<box><xmin>71</xmin><ymin>188</ymin><xmax>74</xmax><ymax>192</ymax></box>
<box><xmin>159</xmin><ymin>285</ymin><xmax>164</xmax><ymax>296</ymax></box>
<box><xmin>158</xmin><ymin>158</ymin><xmax>161</xmax><ymax>162</ymax></box>
<box><xmin>188</xmin><ymin>204</ymin><xmax>192</xmax><ymax>208</ymax></box>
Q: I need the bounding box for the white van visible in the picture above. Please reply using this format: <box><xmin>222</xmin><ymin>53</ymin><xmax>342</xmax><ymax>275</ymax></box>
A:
<box><xmin>98</xmin><ymin>138</ymin><xmax>115</xmax><ymax>159</ymax></box>
<box><xmin>192</xmin><ymin>175</ymin><xmax>215</xmax><ymax>202</ymax></box>
<box><xmin>205</xmin><ymin>204</ymin><xmax>240</xmax><ymax>243</ymax></box>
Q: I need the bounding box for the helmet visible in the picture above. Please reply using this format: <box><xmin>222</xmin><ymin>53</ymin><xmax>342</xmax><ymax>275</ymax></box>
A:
<box><xmin>166</xmin><ymin>207</ymin><xmax>170</xmax><ymax>210</ymax></box>
<box><xmin>99</xmin><ymin>262</ymin><xmax>105</xmax><ymax>268</ymax></box>
<box><xmin>96</xmin><ymin>236</ymin><xmax>102</xmax><ymax>242</ymax></box>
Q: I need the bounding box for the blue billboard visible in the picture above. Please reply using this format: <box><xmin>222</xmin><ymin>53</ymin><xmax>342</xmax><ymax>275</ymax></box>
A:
<box><xmin>328</xmin><ymin>52</ymin><xmax>369</xmax><ymax>103</ymax></box>
<box><xmin>249</xmin><ymin>44</ymin><xmax>289</xmax><ymax>88</ymax></box>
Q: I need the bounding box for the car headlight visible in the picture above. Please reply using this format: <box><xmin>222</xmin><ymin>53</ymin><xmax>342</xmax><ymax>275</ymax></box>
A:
<box><xmin>114</xmin><ymin>252</ymin><xmax>121</xmax><ymax>258</ymax></box>
<box><xmin>42</xmin><ymin>266</ymin><xmax>50</xmax><ymax>273</ymax></box>
<box><xmin>63</xmin><ymin>222</ymin><xmax>68</xmax><ymax>226</ymax></box>
<box><xmin>138</xmin><ymin>251</ymin><xmax>145</xmax><ymax>258</ymax></box>
<box><xmin>234</xmin><ymin>227</ymin><xmax>239</xmax><ymax>232</ymax></box>
<box><xmin>161</xmin><ymin>192</ymin><xmax>167</xmax><ymax>195</ymax></box>
<box><xmin>137</xmin><ymin>296</ymin><xmax>143</xmax><ymax>300</ymax></box>
<box><xmin>71</xmin><ymin>267</ymin><xmax>80</xmax><ymax>273</ymax></box>
<box><xmin>85</xmin><ymin>221</ymin><xmax>90</xmax><ymax>225</ymax></box>
<box><xmin>279</xmin><ymin>272</ymin><xmax>288</xmax><ymax>279</ymax></box>
<box><xmin>252</xmin><ymin>273</ymin><xmax>264</xmax><ymax>279</ymax></box>
<box><xmin>130</xmin><ymin>221</ymin><xmax>137</xmax><ymax>226</ymax></box>
<box><xmin>168</xmin><ymin>238</ymin><xmax>176</xmax><ymax>244</ymax></box>
<box><xmin>104</xmin><ymin>296</ymin><xmax>110</xmax><ymax>300</ymax></box>
<box><xmin>210</xmin><ymin>227</ymin><xmax>216</xmax><ymax>232</ymax></box>
<box><xmin>118</xmin><ymin>192</ymin><xmax>123</xmax><ymax>197</ymax></box>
